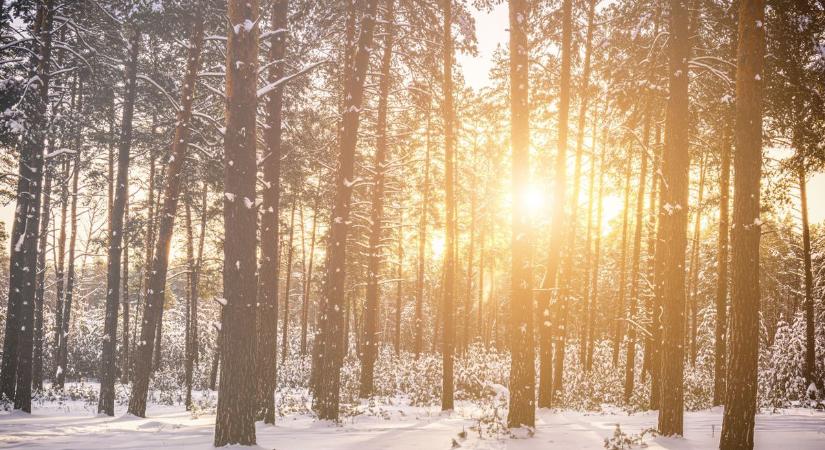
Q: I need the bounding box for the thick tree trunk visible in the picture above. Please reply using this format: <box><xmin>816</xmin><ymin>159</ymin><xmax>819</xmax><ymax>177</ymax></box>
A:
<box><xmin>213</xmin><ymin>0</ymin><xmax>260</xmax><ymax>444</ymax></box>
<box><xmin>127</xmin><ymin>15</ymin><xmax>203</xmax><ymax>417</ymax></box>
<box><xmin>1</xmin><ymin>1</ymin><xmax>52</xmax><ymax>407</ymax></box>
<box><xmin>440</xmin><ymin>0</ymin><xmax>457</xmax><ymax>412</ymax></box>
<box><xmin>539</xmin><ymin>0</ymin><xmax>571</xmax><ymax>408</ymax></box>
<box><xmin>657</xmin><ymin>0</ymin><xmax>691</xmax><ymax>436</ymax></box>
<box><xmin>255</xmin><ymin>0</ymin><xmax>288</xmax><ymax>426</ymax></box>
<box><xmin>360</xmin><ymin>0</ymin><xmax>394</xmax><ymax>398</ymax></box>
<box><xmin>506</xmin><ymin>0</ymin><xmax>535</xmax><ymax>429</ymax></box>
<box><xmin>720</xmin><ymin>1</ymin><xmax>765</xmax><ymax>447</ymax></box>
<box><xmin>312</xmin><ymin>0</ymin><xmax>380</xmax><ymax>420</ymax></box>
<box><xmin>99</xmin><ymin>27</ymin><xmax>139</xmax><ymax>416</ymax></box>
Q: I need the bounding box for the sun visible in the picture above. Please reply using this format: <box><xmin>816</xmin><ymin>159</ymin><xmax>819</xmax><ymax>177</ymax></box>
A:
<box><xmin>522</xmin><ymin>184</ymin><xmax>548</xmax><ymax>216</ymax></box>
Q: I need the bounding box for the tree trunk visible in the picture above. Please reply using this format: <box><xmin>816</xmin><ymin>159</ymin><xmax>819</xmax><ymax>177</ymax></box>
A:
<box><xmin>1</xmin><ymin>1</ymin><xmax>52</xmax><ymax>407</ymax></box>
<box><xmin>440</xmin><ymin>0</ymin><xmax>457</xmax><ymax>412</ymax></box>
<box><xmin>184</xmin><ymin>199</ymin><xmax>195</xmax><ymax>410</ymax></box>
<box><xmin>121</xmin><ymin>198</ymin><xmax>130</xmax><ymax>383</ymax></box>
<box><xmin>128</xmin><ymin>13</ymin><xmax>203</xmax><ymax>417</ymax></box>
<box><xmin>301</xmin><ymin>191</ymin><xmax>319</xmax><ymax>355</ymax></box>
<box><xmin>713</xmin><ymin>118</ymin><xmax>731</xmax><ymax>406</ymax></box>
<box><xmin>313</xmin><ymin>0</ymin><xmax>380</xmax><ymax>421</ymax></box>
<box><xmin>32</xmin><ymin>164</ymin><xmax>52</xmax><ymax>392</ymax></box>
<box><xmin>415</xmin><ymin>103</ymin><xmax>432</xmax><ymax>357</ymax></box>
<box><xmin>624</xmin><ymin>110</ymin><xmax>651</xmax><ymax>403</ymax></box>
<box><xmin>657</xmin><ymin>0</ymin><xmax>691</xmax><ymax>436</ymax></box>
<box><xmin>612</xmin><ymin>152</ymin><xmax>633</xmax><ymax>366</ymax></box>
<box><xmin>56</xmin><ymin>117</ymin><xmax>80</xmax><ymax>390</ymax></box>
<box><xmin>687</xmin><ymin>154</ymin><xmax>707</xmax><ymax>366</ymax></box>
<box><xmin>255</xmin><ymin>0</ymin><xmax>288</xmax><ymax>426</ymax></box>
<box><xmin>720</xmin><ymin>1</ymin><xmax>765</xmax><ymax>447</ymax></box>
<box><xmin>213</xmin><ymin>0</ymin><xmax>259</xmax><ymax>444</ymax></box>
<box><xmin>395</xmin><ymin>211</ymin><xmax>403</xmax><ymax>355</ymax></box>
<box><xmin>360</xmin><ymin>0</ymin><xmax>394</xmax><ymax>397</ymax></box>
<box><xmin>539</xmin><ymin>0</ymin><xmax>571</xmax><ymax>407</ymax></box>
<box><xmin>586</xmin><ymin>122</ymin><xmax>607</xmax><ymax>372</ymax></box>
<box><xmin>99</xmin><ymin>27</ymin><xmax>139</xmax><ymax>416</ymax></box>
<box><xmin>506</xmin><ymin>0</ymin><xmax>535</xmax><ymax>429</ymax></box>
<box><xmin>798</xmin><ymin>156</ymin><xmax>816</xmax><ymax>389</ymax></box>
<box><xmin>553</xmin><ymin>0</ymin><xmax>595</xmax><ymax>403</ymax></box>
<box><xmin>282</xmin><ymin>198</ymin><xmax>298</xmax><ymax>363</ymax></box>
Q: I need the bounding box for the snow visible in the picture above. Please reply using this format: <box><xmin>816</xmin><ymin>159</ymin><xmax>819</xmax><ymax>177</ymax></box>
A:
<box><xmin>2</xmin><ymin>383</ymin><xmax>824</xmax><ymax>449</ymax></box>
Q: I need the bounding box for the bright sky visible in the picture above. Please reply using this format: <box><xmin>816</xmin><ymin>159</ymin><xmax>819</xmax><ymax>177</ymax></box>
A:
<box><xmin>0</xmin><ymin>4</ymin><xmax>823</xmax><ymax>240</ymax></box>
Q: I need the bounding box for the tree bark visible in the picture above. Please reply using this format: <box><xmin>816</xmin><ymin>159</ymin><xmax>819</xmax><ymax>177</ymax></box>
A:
<box><xmin>506</xmin><ymin>0</ymin><xmax>535</xmax><ymax>429</ymax></box>
<box><xmin>713</xmin><ymin>119</ymin><xmax>731</xmax><ymax>406</ymax></box>
<box><xmin>360</xmin><ymin>0</ymin><xmax>394</xmax><ymax>397</ymax></box>
<box><xmin>720</xmin><ymin>1</ymin><xmax>765</xmax><ymax>447</ymax></box>
<box><xmin>213</xmin><ymin>0</ymin><xmax>260</xmax><ymax>444</ymax></box>
<box><xmin>121</xmin><ymin>198</ymin><xmax>130</xmax><ymax>383</ymax></box>
<box><xmin>312</xmin><ymin>0</ymin><xmax>380</xmax><ymax>420</ymax></box>
<box><xmin>539</xmin><ymin>0</ymin><xmax>571</xmax><ymax>407</ymax></box>
<box><xmin>657</xmin><ymin>0</ymin><xmax>691</xmax><ymax>436</ymax></box>
<box><xmin>612</xmin><ymin>151</ymin><xmax>633</xmax><ymax>366</ymax></box>
<box><xmin>798</xmin><ymin>155</ymin><xmax>816</xmax><ymax>389</ymax></box>
<box><xmin>32</xmin><ymin>164</ymin><xmax>52</xmax><ymax>392</ymax></box>
<box><xmin>687</xmin><ymin>154</ymin><xmax>707</xmax><ymax>366</ymax></box>
<box><xmin>414</xmin><ymin>103</ymin><xmax>432</xmax><ymax>357</ymax></box>
<box><xmin>1</xmin><ymin>1</ymin><xmax>52</xmax><ymax>407</ymax></box>
<box><xmin>282</xmin><ymin>197</ymin><xmax>298</xmax><ymax>363</ymax></box>
<box><xmin>440</xmin><ymin>0</ymin><xmax>457</xmax><ymax>412</ymax></box>
<box><xmin>301</xmin><ymin>190</ymin><xmax>319</xmax><ymax>355</ymax></box>
<box><xmin>99</xmin><ymin>27</ymin><xmax>140</xmax><ymax>416</ymax></box>
<box><xmin>128</xmin><ymin>13</ymin><xmax>203</xmax><ymax>417</ymax></box>
<box><xmin>624</xmin><ymin>110</ymin><xmax>651</xmax><ymax>402</ymax></box>
<box><xmin>255</xmin><ymin>0</ymin><xmax>288</xmax><ymax>425</ymax></box>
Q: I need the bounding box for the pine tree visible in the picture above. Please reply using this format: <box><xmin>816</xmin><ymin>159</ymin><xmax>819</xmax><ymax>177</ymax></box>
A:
<box><xmin>507</xmin><ymin>0</ymin><xmax>535</xmax><ymax>429</ymax></box>
<box><xmin>720</xmin><ymin>1</ymin><xmax>766</xmax><ymax>447</ymax></box>
<box><xmin>213</xmin><ymin>0</ymin><xmax>260</xmax><ymax>445</ymax></box>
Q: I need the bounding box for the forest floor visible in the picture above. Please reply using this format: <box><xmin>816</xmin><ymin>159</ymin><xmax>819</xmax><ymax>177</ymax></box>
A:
<box><xmin>1</xmin><ymin>383</ymin><xmax>824</xmax><ymax>449</ymax></box>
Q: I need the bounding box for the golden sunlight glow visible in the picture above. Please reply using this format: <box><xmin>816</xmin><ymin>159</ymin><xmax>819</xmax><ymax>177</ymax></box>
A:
<box><xmin>522</xmin><ymin>184</ymin><xmax>547</xmax><ymax>216</ymax></box>
<box><xmin>431</xmin><ymin>231</ymin><xmax>446</xmax><ymax>260</ymax></box>
<box><xmin>600</xmin><ymin>194</ymin><xmax>624</xmax><ymax>235</ymax></box>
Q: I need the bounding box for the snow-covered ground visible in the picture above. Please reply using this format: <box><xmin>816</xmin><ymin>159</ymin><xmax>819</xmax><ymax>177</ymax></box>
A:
<box><xmin>1</xmin><ymin>384</ymin><xmax>824</xmax><ymax>449</ymax></box>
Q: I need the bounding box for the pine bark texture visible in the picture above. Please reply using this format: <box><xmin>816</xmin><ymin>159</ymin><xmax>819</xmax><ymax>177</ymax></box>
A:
<box><xmin>360</xmin><ymin>0</ymin><xmax>394</xmax><ymax>398</ymax></box>
<box><xmin>0</xmin><ymin>0</ymin><xmax>53</xmax><ymax>408</ymax></box>
<box><xmin>539</xmin><ymin>0</ymin><xmax>571</xmax><ymax>408</ymax></box>
<box><xmin>440</xmin><ymin>0</ymin><xmax>457</xmax><ymax>412</ymax></box>
<box><xmin>213</xmin><ymin>0</ymin><xmax>260</xmax><ymax>445</ymax></box>
<box><xmin>507</xmin><ymin>0</ymin><xmax>535</xmax><ymax>429</ymax></box>
<box><xmin>313</xmin><ymin>0</ymin><xmax>379</xmax><ymax>421</ymax></box>
<box><xmin>720</xmin><ymin>1</ymin><xmax>765</xmax><ymax>447</ymax></box>
<box><xmin>128</xmin><ymin>15</ymin><xmax>203</xmax><ymax>417</ymax></box>
<box><xmin>99</xmin><ymin>27</ymin><xmax>140</xmax><ymax>416</ymax></box>
<box><xmin>657</xmin><ymin>0</ymin><xmax>691</xmax><ymax>436</ymax></box>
